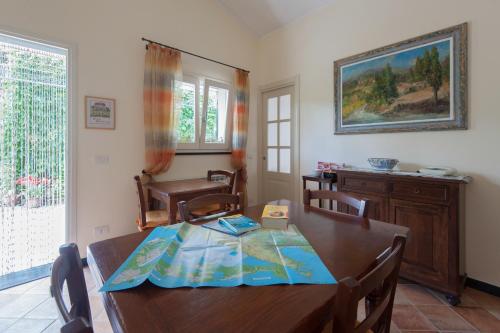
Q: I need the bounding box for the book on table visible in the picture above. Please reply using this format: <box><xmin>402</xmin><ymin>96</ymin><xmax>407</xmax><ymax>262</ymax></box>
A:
<box><xmin>261</xmin><ymin>205</ymin><xmax>289</xmax><ymax>230</ymax></box>
<box><xmin>202</xmin><ymin>214</ymin><xmax>261</xmax><ymax>236</ymax></box>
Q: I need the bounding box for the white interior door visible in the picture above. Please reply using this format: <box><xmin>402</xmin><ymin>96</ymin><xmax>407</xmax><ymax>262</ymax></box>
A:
<box><xmin>262</xmin><ymin>86</ymin><xmax>295</xmax><ymax>203</ymax></box>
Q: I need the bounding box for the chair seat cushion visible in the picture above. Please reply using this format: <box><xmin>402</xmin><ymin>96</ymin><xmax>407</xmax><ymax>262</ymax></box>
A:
<box><xmin>136</xmin><ymin>210</ymin><xmax>169</xmax><ymax>231</ymax></box>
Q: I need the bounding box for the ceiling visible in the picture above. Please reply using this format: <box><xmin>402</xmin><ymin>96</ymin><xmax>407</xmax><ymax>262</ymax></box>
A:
<box><xmin>217</xmin><ymin>0</ymin><xmax>335</xmax><ymax>36</ymax></box>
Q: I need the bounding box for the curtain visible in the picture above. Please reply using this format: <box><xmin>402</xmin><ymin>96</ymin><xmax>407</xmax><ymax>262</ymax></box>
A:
<box><xmin>143</xmin><ymin>44</ymin><xmax>182</xmax><ymax>175</ymax></box>
<box><xmin>231</xmin><ymin>69</ymin><xmax>250</xmax><ymax>205</ymax></box>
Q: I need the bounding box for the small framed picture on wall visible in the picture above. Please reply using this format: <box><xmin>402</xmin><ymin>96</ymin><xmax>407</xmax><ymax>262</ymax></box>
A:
<box><xmin>85</xmin><ymin>96</ymin><xmax>116</xmax><ymax>129</ymax></box>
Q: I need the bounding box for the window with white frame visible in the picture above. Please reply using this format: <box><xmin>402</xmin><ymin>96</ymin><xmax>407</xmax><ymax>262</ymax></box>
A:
<box><xmin>176</xmin><ymin>75</ymin><xmax>232</xmax><ymax>152</ymax></box>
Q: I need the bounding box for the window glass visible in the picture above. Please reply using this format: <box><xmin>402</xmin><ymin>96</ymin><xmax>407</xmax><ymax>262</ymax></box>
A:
<box><xmin>279</xmin><ymin>121</ymin><xmax>290</xmax><ymax>146</ymax></box>
<box><xmin>204</xmin><ymin>85</ymin><xmax>229</xmax><ymax>144</ymax></box>
<box><xmin>176</xmin><ymin>81</ymin><xmax>196</xmax><ymax>143</ymax></box>
<box><xmin>279</xmin><ymin>94</ymin><xmax>291</xmax><ymax>120</ymax></box>
<box><xmin>268</xmin><ymin>97</ymin><xmax>278</xmax><ymax>121</ymax></box>
<box><xmin>279</xmin><ymin>148</ymin><xmax>291</xmax><ymax>173</ymax></box>
<box><xmin>267</xmin><ymin>148</ymin><xmax>278</xmax><ymax>172</ymax></box>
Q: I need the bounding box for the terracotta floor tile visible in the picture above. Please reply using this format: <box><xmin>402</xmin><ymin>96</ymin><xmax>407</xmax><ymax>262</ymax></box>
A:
<box><xmin>417</xmin><ymin>304</ymin><xmax>476</xmax><ymax>331</ymax></box>
<box><xmin>463</xmin><ymin>287</ymin><xmax>500</xmax><ymax>311</ymax></box>
<box><xmin>398</xmin><ymin>284</ymin><xmax>444</xmax><ymax>305</ymax></box>
<box><xmin>394</xmin><ymin>286</ymin><xmax>411</xmax><ymax>304</ymax></box>
<box><xmin>41</xmin><ymin>320</ymin><xmax>62</xmax><ymax>333</ymax></box>
<box><xmin>0</xmin><ymin>318</ymin><xmax>17</xmax><ymax>331</ymax></box>
<box><xmin>487</xmin><ymin>308</ymin><xmax>500</xmax><ymax>320</ymax></box>
<box><xmin>0</xmin><ymin>293</ymin><xmax>19</xmax><ymax>309</ymax></box>
<box><xmin>454</xmin><ymin>306</ymin><xmax>500</xmax><ymax>332</ymax></box>
<box><xmin>3</xmin><ymin>318</ymin><xmax>54</xmax><ymax>333</ymax></box>
<box><xmin>0</xmin><ymin>293</ymin><xmax>48</xmax><ymax>318</ymax></box>
<box><xmin>93</xmin><ymin>318</ymin><xmax>113</xmax><ymax>333</ymax></box>
<box><xmin>24</xmin><ymin>298</ymin><xmax>59</xmax><ymax>319</ymax></box>
<box><xmin>25</xmin><ymin>278</ymin><xmax>51</xmax><ymax>296</ymax></box>
<box><xmin>391</xmin><ymin>304</ymin><xmax>436</xmax><ymax>331</ymax></box>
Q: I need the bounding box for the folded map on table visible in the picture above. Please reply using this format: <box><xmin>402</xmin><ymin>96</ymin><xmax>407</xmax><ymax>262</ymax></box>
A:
<box><xmin>100</xmin><ymin>222</ymin><xmax>336</xmax><ymax>291</ymax></box>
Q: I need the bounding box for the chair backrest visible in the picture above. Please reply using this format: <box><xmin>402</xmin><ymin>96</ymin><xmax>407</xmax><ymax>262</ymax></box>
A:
<box><xmin>50</xmin><ymin>243</ymin><xmax>92</xmax><ymax>327</ymax></box>
<box><xmin>61</xmin><ymin>317</ymin><xmax>93</xmax><ymax>333</ymax></box>
<box><xmin>178</xmin><ymin>192</ymin><xmax>243</xmax><ymax>223</ymax></box>
<box><xmin>134</xmin><ymin>175</ymin><xmax>148</xmax><ymax>228</ymax></box>
<box><xmin>331</xmin><ymin>235</ymin><xmax>407</xmax><ymax>333</ymax></box>
<box><xmin>303</xmin><ymin>189</ymin><xmax>368</xmax><ymax>218</ymax></box>
<box><xmin>207</xmin><ymin>170</ymin><xmax>236</xmax><ymax>193</ymax></box>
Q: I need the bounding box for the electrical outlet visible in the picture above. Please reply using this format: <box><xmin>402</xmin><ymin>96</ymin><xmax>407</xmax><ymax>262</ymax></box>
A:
<box><xmin>94</xmin><ymin>225</ymin><xmax>110</xmax><ymax>239</ymax></box>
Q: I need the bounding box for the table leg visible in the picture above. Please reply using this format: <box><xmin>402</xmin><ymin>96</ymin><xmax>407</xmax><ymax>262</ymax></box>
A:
<box><xmin>329</xmin><ymin>183</ymin><xmax>333</xmax><ymax>210</ymax></box>
<box><xmin>167</xmin><ymin>196</ymin><xmax>178</xmax><ymax>224</ymax></box>
<box><xmin>318</xmin><ymin>182</ymin><xmax>323</xmax><ymax>208</ymax></box>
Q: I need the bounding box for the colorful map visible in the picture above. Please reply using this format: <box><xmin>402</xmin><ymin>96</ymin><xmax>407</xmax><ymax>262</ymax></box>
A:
<box><xmin>100</xmin><ymin>222</ymin><xmax>336</xmax><ymax>291</ymax></box>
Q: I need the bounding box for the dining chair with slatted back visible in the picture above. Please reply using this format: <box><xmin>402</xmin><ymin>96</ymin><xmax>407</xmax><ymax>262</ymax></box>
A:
<box><xmin>303</xmin><ymin>189</ymin><xmax>368</xmax><ymax>218</ymax></box>
<box><xmin>178</xmin><ymin>192</ymin><xmax>243</xmax><ymax>223</ymax></box>
<box><xmin>134</xmin><ymin>175</ymin><xmax>169</xmax><ymax>231</ymax></box>
<box><xmin>207</xmin><ymin>169</ymin><xmax>236</xmax><ymax>193</ymax></box>
<box><xmin>50</xmin><ymin>243</ymin><xmax>92</xmax><ymax>328</ymax></box>
<box><xmin>188</xmin><ymin>170</ymin><xmax>237</xmax><ymax>218</ymax></box>
<box><xmin>330</xmin><ymin>234</ymin><xmax>407</xmax><ymax>333</ymax></box>
<box><xmin>61</xmin><ymin>317</ymin><xmax>93</xmax><ymax>333</ymax></box>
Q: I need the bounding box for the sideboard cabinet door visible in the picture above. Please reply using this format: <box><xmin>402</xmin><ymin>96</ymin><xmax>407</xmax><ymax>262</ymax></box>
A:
<box><xmin>389</xmin><ymin>199</ymin><xmax>450</xmax><ymax>290</ymax></box>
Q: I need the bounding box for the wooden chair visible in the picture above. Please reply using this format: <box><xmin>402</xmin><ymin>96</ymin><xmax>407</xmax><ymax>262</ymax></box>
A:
<box><xmin>208</xmin><ymin>169</ymin><xmax>236</xmax><ymax>193</ymax></box>
<box><xmin>328</xmin><ymin>235</ymin><xmax>407</xmax><ymax>333</ymax></box>
<box><xmin>190</xmin><ymin>170</ymin><xmax>237</xmax><ymax>217</ymax></box>
<box><xmin>134</xmin><ymin>175</ymin><xmax>169</xmax><ymax>231</ymax></box>
<box><xmin>303</xmin><ymin>189</ymin><xmax>368</xmax><ymax>218</ymax></box>
<box><xmin>61</xmin><ymin>317</ymin><xmax>93</xmax><ymax>333</ymax></box>
<box><xmin>178</xmin><ymin>192</ymin><xmax>243</xmax><ymax>223</ymax></box>
<box><xmin>50</xmin><ymin>243</ymin><xmax>92</xmax><ymax>329</ymax></box>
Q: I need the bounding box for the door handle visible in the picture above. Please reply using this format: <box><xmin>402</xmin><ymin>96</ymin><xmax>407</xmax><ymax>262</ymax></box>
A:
<box><xmin>262</xmin><ymin>156</ymin><xmax>266</xmax><ymax>160</ymax></box>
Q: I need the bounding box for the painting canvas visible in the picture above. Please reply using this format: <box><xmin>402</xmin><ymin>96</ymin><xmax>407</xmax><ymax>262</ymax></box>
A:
<box><xmin>334</xmin><ymin>23</ymin><xmax>467</xmax><ymax>134</ymax></box>
<box><xmin>85</xmin><ymin>96</ymin><xmax>116</xmax><ymax>129</ymax></box>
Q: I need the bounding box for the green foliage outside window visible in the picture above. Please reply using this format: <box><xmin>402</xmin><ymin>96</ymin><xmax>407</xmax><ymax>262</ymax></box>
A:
<box><xmin>0</xmin><ymin>46</ymin><xmax>66</xmax><ymax>205</ymax></box>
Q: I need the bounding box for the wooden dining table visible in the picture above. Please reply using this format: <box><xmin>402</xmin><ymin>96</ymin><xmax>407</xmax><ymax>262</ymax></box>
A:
<box><xmin>87</xmin><ymin>200</ymin><xmax>409</xmax><ymax>333</ymax></box>
<box><xmin>143</xmin><ymin>178</ymin><xmax>231</xmax><ymax>224</ymax></box>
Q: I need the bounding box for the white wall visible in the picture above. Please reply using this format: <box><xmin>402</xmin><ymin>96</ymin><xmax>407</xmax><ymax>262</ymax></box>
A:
<box><xmin>0</xmin><ymin>0</ymin><xmax>259</xmax><ymax>255</ymax></box>
<box><xmin>257</xmin><ymin>0</ymin><xmax>500</xmax><ymax>286</ymax></box>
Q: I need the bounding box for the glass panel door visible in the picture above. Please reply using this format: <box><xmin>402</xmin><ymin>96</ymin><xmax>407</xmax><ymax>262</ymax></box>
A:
<box><xmin>0</xmin><ymin>33</ymin><xmax>68</xmax><ymax>287</ymax></box>
<box><xmin>262</xmin><ymin>85</ymin><xmax>295</xmax><ymax>203</ymax></box>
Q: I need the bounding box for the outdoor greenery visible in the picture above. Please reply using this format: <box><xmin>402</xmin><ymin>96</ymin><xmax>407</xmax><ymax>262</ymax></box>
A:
<box><xmin>0</xmin><ymin>45</ymin><xmax>66</xmax><ymax>206</ymax></box>
<box><xmin>177</xmin><ymin>82</ymin><xmax>226</xmax><ymax>144</ymax></box>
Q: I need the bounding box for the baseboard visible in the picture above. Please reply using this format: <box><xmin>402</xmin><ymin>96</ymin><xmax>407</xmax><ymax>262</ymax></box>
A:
<box><xmin>466</xmin><ymin>277</ymin><xmax>500</xmax><ymax>297</ymax></box>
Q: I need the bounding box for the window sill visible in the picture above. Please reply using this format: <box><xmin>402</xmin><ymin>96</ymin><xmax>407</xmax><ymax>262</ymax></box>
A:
<box><xmin>175</xmin><ymin>151</ymin><xmax>232</xmax><ymax>156</ymax></box>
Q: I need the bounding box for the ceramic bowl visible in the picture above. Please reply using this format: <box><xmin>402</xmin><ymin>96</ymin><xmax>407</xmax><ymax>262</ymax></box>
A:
<box><xmin>368</xmin><ymin>158</ymin><xmax>399</xmax><ymax>171</ymax></box>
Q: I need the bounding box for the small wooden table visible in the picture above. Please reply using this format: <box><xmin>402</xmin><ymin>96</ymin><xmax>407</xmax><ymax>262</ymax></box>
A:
<box><xmin>302</xmin><ymin>174</ymin><xmax>337</xmax><ymax>209</ymax></box>
<box><xmin>87</xmin><ymin>200</ymin><xmax>408</xmax><ymax>333</ymax></box>
<box><xmin>144</xmin><ymin>178</ymin><xmax>230</xmax><ymax>224</ymax></box>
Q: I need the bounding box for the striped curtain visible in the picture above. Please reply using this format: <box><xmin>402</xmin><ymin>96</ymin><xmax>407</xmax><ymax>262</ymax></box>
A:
<box><xmin>231</xmin><ymin>69</ymin><xmax>249</xmax><ymax>204</ymax></box>
<box><xmin>143</xmin><ymin>44</ymin><xmax>182</xmax><ymax>175</ymax></box>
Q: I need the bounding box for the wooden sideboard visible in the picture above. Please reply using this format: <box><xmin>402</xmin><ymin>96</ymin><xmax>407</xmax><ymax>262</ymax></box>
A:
<box><xmin>336</xmin><ymin>169</ymin><xmax>469</xmax><ymax>305</ymax></box>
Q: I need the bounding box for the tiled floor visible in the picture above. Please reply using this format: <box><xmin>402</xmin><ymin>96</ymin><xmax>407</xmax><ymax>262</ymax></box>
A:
<box><xmin>0</xmin><ymin>272</ymin><xmax>500</xmax><ymax>333</ymax></box>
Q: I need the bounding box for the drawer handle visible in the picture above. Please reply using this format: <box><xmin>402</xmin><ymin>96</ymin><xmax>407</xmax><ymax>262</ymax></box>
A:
<box><xmin>414</xmin><ymin>188</ymin><xmax>421</xmax><ymax>194</ymax></box>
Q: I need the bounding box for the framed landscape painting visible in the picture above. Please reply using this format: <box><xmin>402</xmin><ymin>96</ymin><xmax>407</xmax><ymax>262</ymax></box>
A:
<box><xmin>334</xmin><ymin>23</ymin><xmax>467</xmax><ymax>134</ymax></box>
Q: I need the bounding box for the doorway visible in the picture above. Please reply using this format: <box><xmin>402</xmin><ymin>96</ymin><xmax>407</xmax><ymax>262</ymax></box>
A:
<box><xmin>260</xmin><ymin>82</ymin><xmax>299</xmax><ymax>203</ymax></box>
<box><xmin>0</xmin><ymin>32</ymin><xmax>69</xmax><ymax>289</ymax></box>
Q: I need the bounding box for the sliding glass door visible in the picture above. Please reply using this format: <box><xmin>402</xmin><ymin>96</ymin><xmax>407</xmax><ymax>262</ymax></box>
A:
<box><xmin>0</xmin><ymin>33</ymin><xmax>68</xmax><ymax>287</ymax></box>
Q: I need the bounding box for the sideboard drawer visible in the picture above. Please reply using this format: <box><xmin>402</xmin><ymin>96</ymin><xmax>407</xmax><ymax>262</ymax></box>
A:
<box><xmin>391</xmin><ymin>182</ymin><xmax>449</xmax><ymax>202</ymax></box>
<box><xmin>341</xmin><ymin>176</ymin><xmax>387</xmax><ymax>194</ymax></box>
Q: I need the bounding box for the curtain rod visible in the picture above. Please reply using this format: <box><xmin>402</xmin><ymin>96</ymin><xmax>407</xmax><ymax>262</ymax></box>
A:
<box><xmin>141</xmin><ymin>37</ymin><xmax>250</xmax><ymax>73</ymax></box>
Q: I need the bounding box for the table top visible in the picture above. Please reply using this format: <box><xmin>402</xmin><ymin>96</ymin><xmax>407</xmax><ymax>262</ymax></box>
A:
<box><xmin>87</xmin><ymin>200</ymin><xmax>408</xmax><ymax>333</ymax></box>
<box><xmin>144</xmin><ymin>178</ymin><xmax>230</xmax><ymax>196</ymax></box>
<box><xmin>302</xmin><ymin>174</ymin><xmax>337</xmax><ymax>183</ymax></box>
